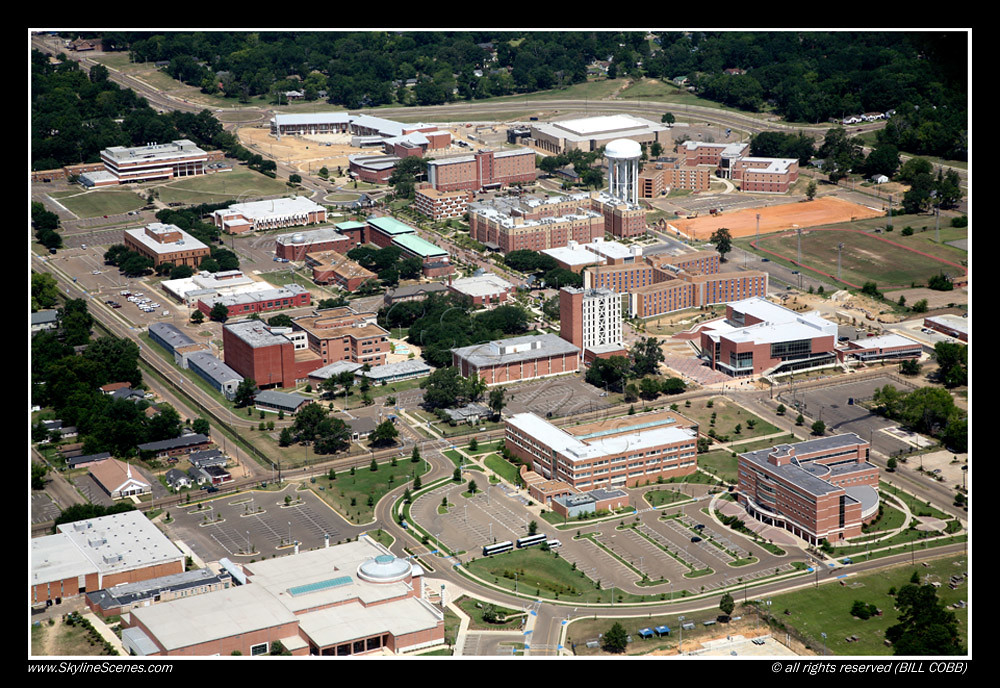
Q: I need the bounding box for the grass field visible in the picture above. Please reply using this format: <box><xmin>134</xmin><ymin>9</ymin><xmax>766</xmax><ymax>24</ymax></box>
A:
<box><xmin>763</xmin><ymin>554</ymin><xmax>968</xmax><ymax>655</ymax></box>
<box><xmin>675</xmin><ymin>397</ymin><xmax>780</xmax><ymax>442</ymax></box>
<box><xmin>53</xmin><ymin>190</ymin><xmax>145</xmax><ymax>218</ymax></box>
<box><xmin>155</xmin><ymin>170</ymin><xmax>289</xmax><ymax>204</ymax></box>
<box><xmin>753</xmin><ymin>226</ymin><xmax>967</xmax><ymax>290</ymax></box>
<box><xmin>311</xmin><ymin>458</ymin><xmax>430</xmax><ymax>524</ymax></box>
<box><xmin>483</xmin><ymin>454</ymin><xmax>521</xmax><ymax>485</ymax></box>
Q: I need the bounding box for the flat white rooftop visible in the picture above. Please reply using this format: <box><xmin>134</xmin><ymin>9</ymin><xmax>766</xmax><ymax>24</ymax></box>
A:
<box><xmin>847</xmin><ymin>333</ymin><xmax>921</xmax><ymax>349</ymax></box>
<box><xmin>542</xmin><ymin>114</ymin><xmax>667</xmax><ymax>141</ymax></box>
<box><xmin>542</xmin><ymin>245</ymin><xmax>607</xmax><ymax>266</ymax></box>
<box><xmin>507</xmin><ymin>412</ymin><xmax>696</xmax><ymax>463</ymax></box>
<box><xmin>125</xmin><ymin>224</ymin><xmax>208</xmax><ymax>256</ymax></box>
<box><xmin>216</xmin><ymin>196</ymin><xmax>325</xmax><ymax>220</ymax></box>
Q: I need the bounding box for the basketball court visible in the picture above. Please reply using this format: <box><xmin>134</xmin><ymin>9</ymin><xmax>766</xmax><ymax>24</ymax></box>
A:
<box><xmin>667</xmin><ymin>196</ymin><xmax>885</xmax><ymax>241</ymax></box>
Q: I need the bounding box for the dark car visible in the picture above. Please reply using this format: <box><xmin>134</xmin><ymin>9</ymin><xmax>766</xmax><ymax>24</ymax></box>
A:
<box><xmin>690</xmin><ymin>536</ymin><xmax>703</xmax><ymax>543</ymax></box>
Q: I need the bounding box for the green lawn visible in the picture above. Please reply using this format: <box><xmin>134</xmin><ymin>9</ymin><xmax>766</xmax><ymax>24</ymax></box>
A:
<box><xmin>155</xmin><ymin>170</ymin><xmax>289</xmax><ymax>204</ymax></box>
<box><xmin>312</xmin><ymin>459</ymin><xmax>430</xmax><ymax>524</ymax></box>
<box><xmin>674</xmin><ymin>397</ymin><xmax>780</xmax><ymax>442</ymax></box>
<box><xmin>53</xmin><ymin>190</ymin><xmax>145</xmax><ymax>218</ymax></box>
<box><xmin>465</xmin><ymin>547</ymin><xmax>662</xmax><ymax>604</ymax></box>
<box><xmin>880</xmin><ymin>482</ymin><xmax>949</xmax><ymax>519</ymax></box>
<box><xmin>642</xmin><ymin>488</ymin><xmax>690</xmax><ymax>508</ymax></box>
<box><xmin>753</xmin><ymin>224</ymin><xmax>967</xmax><ymax>290</ymax></box>
<box><xmin>454</xmin><ymin>595</ymin><xmax>526</xmax><ymax>631</ymax></box>
<box><xmin>763</xmin><ymin>554</ymin><xmax>968</xmax><ymax>655</ymax></box>
<box><xmin>695</xmin><ymin>450</ymin><xmax>740</xmax><ymax>484</ymax></box>
<box><xmin>483</xmin><ymin>454</ymin><xmax>521</xmax><ymax>485</ymax></box>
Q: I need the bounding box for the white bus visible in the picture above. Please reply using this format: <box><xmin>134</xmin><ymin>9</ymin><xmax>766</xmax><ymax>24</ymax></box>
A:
<box><xmin>516</xmin><ymin>534</ymin><xmax>548</xmax><ymax>549</ymax></box>
<box><xmin>482</xmin><ymin>541</ymin><xmax>514</xmax><ymax>556</ymax></box>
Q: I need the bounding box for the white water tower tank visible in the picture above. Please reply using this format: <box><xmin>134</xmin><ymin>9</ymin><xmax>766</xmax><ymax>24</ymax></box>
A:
<box><xmin>605</xmin><ymin>138</ymin><xmax>642</xmax><ymax>205</ymax></box>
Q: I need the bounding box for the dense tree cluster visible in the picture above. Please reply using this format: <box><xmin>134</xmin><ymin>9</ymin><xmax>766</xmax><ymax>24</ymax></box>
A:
<box><xmin>585</xmin><ymin>337</ymin><xmax>686</xmax><ymax>401</ymax></box>
<box><xmin>503</xmin><ymin>250</ymin><xmax>583</xmax><ymax>289</ymax></box>
<box><xmin>91</xmin><ymin>31</ymin><xmax>612</xmax><ymax>108</ymax></box>
<box><xmin>30</xmin><ymin>309</ymin><xmax>197</xmax><ymax>458</ymax></box>
<box><xmin>378</xmin><ymin>292</ymin><xmax>533</xmax><ymax>368</ymax></box>
<box><xmin>870</xmin><ymin>382</ymin><xmax>966</xmax><ymax>452</ymax></box>
<box><xmin>347</xmin><ymin>245</ymin><xmax>422</xmax><ymax>289</ymax></box>
<box><xmin>886</xmin><ymin>583</ymin><xmax>965</xmax><ymax>655</ymax></box>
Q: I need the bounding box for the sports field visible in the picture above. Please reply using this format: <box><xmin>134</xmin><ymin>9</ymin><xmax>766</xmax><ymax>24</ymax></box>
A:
<box><xmin>753</xmin><ymin>227</ymin><xmax>968</xmax><ymax>290</ymax></box>
<box><xmin>668</xmin><ymin>196</ymin><xmax>885</xmax><ymax>240</ymax></box>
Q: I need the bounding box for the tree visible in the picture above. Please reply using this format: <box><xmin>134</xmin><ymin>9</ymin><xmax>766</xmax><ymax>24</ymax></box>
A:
<box><xmin>719</xmin><ymin>592</ymin><xmax>735</xmax><ymax>619</ymax></box>
<box><xmin>278</xmin><ymin>426</ymin><xmax>294</xmax><ymax>447</ymax></box>
<box><xmin>233</xmin><ymin>378</ymin><xmax>258</xmax><ymax>408</ymax></box>
<box><xmin>291</xmin><ymin>402</ymin><xmax>329</xmax><ymax>443</ymax></box>
<box><xmin>527</xmin><ymin>520</ymin><xmax>538</xmax><ymax>536</ymax></box>
<box><xmin>899</xmin><ymin>359</ymin><xmax>921</xmax><ymax>376</ymax></box>
<box><xmin>661</xmin><ymin>112</ymin><xmax>675</xmax><ymax>125</ymax></box>
<box><xmin>602</xmin><ymin>621</ymin><xmax>629</xmax><ymax>654</ymax></box>
<box><xmin>631</xmin><ymin>337</ymin><xmax>665</xmax><ymax>377</ymax></box>
<box><xmin>885</xmin><ymin>584</ymin><xmax>964</xmax><ymax>655</ymax></box>
<box><xmin>369</xmin><ymin>419</ymin><xmax>399</xmax><ymax>448</ymax></box>
<box><xmin>411</xmin><ymin>445</ymin><xmax>421</xmax><ymax>463</ymax></box>
<box><xmin>313</xmin><ymin>417</ymin><xmax>351</xmax><ymax>454</ymax></box>
<box><xmin>209</xmin><ymin>303</ymin><xmax>230</xmax><ymax>322</ymax></box>
<box><xmin>811</xmin><ymin>420</ymin><xmax>826</xmax><ymax>436</ymax></box>
<box><xmin>190</xmin><ymin>310</ymin><xmax>205</xmax><ymax>325</ymax></box>
<box><xmin>488</xmin><ymin>387</ymin><xmax>507</xmax><ymax>421</ymax></box>
<box><xmin>421</xmin><ymin>366</ymin><xmax>469</xmax><ymax>409</ymax></box>
<box><xmin>710</xmin><ymin>228</ymin><xmax>733</xmax><ymax>262</ymax></box>
<box><xmin>933</xmin><ymin>342</ymin><xmax>967</xmax><ymax>388</ymax></box>
<box><xmin>32</xmin><ymin>462</ymin><xmax>48</xmax><ymax>490</ymax></box>
<box><xmin>805</xmin><ymin>179</ymin><xmax>817</xmax><ymax>201</ymax></box>
<box><xmin>585</xmin><ymin>355</ymin><xmax>631</xmax><ymax>393</ymax></box>
<box><xmin>467</xmin><ymin>480</ymin><xmax>478</xmax><ymax>494</ymax></box>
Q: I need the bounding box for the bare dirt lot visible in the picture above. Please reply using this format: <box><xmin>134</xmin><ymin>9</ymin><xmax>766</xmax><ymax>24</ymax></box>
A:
<box><xmin>238</xmin><ymin>126</ymin><xmax>359</xmax><ymax>179</ymax></box>
<box><xmin>669</xmin><ymin>196</ymin><xmax>885</xmax><ymax>240</ymax></box>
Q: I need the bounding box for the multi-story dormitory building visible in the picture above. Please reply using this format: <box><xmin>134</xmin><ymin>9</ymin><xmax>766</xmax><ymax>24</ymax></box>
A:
<box><xmin>580</xmin><ymin>250</ymin><xmax>768</xmax><ymax>319</ymax></box>
<box><xmin>637</xmin><ymin>141</ymin><xmax>799</xmax><ymax>197</ymax></box>
<box><xmin>426</xmin><ymin>147</ymin><xmax>537</xmax><ymax>193</ymax></box>
<box><xmin>737</xmin><ymin>434</ymin><xmax>879</xmax><ymax>545</ymax></box>
<box><xmin>468</xmin><ymin>191</ymin><xmax>646</xmax><ymax>252</ymax></box>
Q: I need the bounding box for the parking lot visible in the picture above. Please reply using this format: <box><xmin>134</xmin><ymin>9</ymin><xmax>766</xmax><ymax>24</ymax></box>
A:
<box><xmin>774</xmin><ymin>375</ymin><xmax>919</xmax><ymax>457</ymax></box>
<box><xmin>164</xmin><ymin>485</ymin><xmax>357</xmax><ymax>564</ymax></box>
<box><xmin>407</xmin><ymin>471</ymin><xmax>803</xmax><ymax>599</ymax></box>
<box><xmin>503</xmin><ymin>375</ymin><xmax>615</xmax><ymax>419</ymax></box>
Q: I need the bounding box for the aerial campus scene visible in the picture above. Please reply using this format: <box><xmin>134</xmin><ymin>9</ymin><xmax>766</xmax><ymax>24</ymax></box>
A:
<box><xmin>28</xmin><ymin>29</ymin><xmax>970</xmax><ymax>668</ymax></box>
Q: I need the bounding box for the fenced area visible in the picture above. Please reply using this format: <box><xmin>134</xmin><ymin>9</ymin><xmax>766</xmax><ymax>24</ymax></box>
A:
<box><xmin>668</xmin><ymin>196</ymin><xmax>884</xmax><ymax>241</ymax></box>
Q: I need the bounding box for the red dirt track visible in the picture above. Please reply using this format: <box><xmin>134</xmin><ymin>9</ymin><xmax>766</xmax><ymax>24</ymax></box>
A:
<box><xmin>668</xmin><ymin>196</ymin><xmax>885</xmax><ymax>239</ymax></box>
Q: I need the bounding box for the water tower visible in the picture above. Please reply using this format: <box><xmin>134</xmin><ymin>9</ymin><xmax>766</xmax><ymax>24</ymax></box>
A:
<box><xmin>604</xmin><ymin>138</ymin><xmax>642</xmax><ymax>205</ymax></box>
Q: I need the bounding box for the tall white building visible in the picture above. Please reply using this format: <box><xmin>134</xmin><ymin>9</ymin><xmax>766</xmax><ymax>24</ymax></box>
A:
<box><xmin>560</xmin><ymin>286</ymin><xmax>623</xmax><ymax>356</ymax></box>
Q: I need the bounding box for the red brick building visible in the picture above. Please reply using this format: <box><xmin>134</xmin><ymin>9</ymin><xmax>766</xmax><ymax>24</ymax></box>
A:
<box><xmin>413</xmin><ymin>185</ymin><xmax>474</xmax><ymax>220</ymax></box>
<box><xmin>452</xmin><ymin>333</ymin><xmax>579</xmax><ymax>385</ymax></box>
<box><xmin>123</xmin><ymin>223</ymin><xmax>211</xmax><ymax>268</ymax></box>
<box><xmin>306</xmin><ymin>251</ymin><xmax>377</xmax><ymax>291</ymax></box>
<box><xmin>698</xmin><ymin>297</ymin><xmax>838</xmax><ymax>378</ymax></box>
<box><xmin>505</xmin><ymin>410</ymin><xmax>699</xmax><ymax>491</ymax></box>
<box><xmin>31</xmin><ymin>512</ymin><xmax>185</xmax><ymax>606</ymax></box>
<box><xmin>426</xmin><ymin>148</ymin><xmax>536</xmax><ymax>193</ymax></box>
<box><xmin>274</xmin><ymin>227</ymin><xmax>355</xmax><ymax>262</ymax></box>
<box><xmin>222</xmin><ymin>320</ymin><xmax>317</xmax><ymax>389</ymax></box>
<box><xmin>737</xmin><ymin>434</ymin><xmax>879</xmax><ymax>544</ymax></box>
